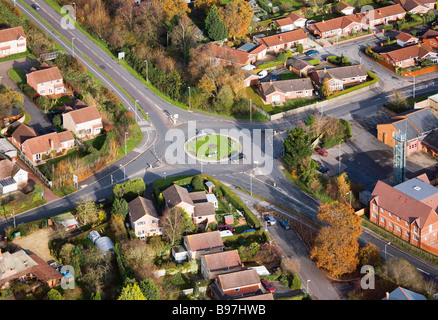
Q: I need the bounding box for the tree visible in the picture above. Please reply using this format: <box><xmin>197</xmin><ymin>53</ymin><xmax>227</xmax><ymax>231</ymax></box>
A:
<box><xmin>194</xmin><ymin>0</ymin><xmax>221</xmax><ymax>13</ymax></box>
<box><xmin>219</xmin><ymin>0</ymin><xmax>254</xmax><ymax>38</ymax></box>
<box><xmin>110</xmin><ymin>213</ymin><xmax>128</xmax><ymax>240</ymax></box>
<box><xmin>111</xmin><ymin>197</ymin><xmax>129</xmax><ymax>219</ymax></box>
<box><xmin>90</xmin><ymin>292</ymin><xmax>101</xmax><ymax>300</ymax></box>
<box><xmin>205</xmin><ymin>5</ymin><xmax>228</xmax><ymax>41</ymax></box>
<box><xmin>139</xmin><ymin>279</ymin><xmax>160</xmax><ymax>300</ymax></box>
<box><xmin>118</xmin><ymin>283</ymin><xmax>147</xmax><ymax>300</ymax></box>
<box><xmin>76</xmin><ymin>195</ymin><xmax>100</xmax><ymax>226</ymax></box>
<box><xmin>335</xmin><ymin>172</ymin><xmax>351</xmax><ymax>203</ymax></box>
<box><xmin>359</xmin><ymin>243</ymin><xmax>381</xmax><ymax>267</ymax></box>
<box><xmin>171</xmin><ymin>16</ymin><xmax>200</xmax><ymax>62</ymax></box>
<box><xmin>378</xmin><ymin>257</ymin><xmax>425</xmax><ymax>292</ymax></box>
<box><xmin>47</xmin><ymin>289</ymin><xmax>63</xmax><ymax>300</ymax></box>
<box><xmin>156</xmin><ymin>0</ymin><xmax>190</xmax><ymax>21</ymax></box>
<box><xmin>161</xmin><ymin>206</ymin><xmax>195</xmax><ymax>245</ymax></box>
<box><xmin>283</xmin><ymin>127</ymin><xmax>312</xmax><ymax>169</ymax></box>
<box><xmin>59</xmin><ymin>243</ymin><xmax>75</xmax><ymax>265</ymax></box>
<box><xmin>52</xmin><ymin>114</ymin><xmax>62</xmax><ymax>127</ymax></box>
<box><xmin>215</xmin><ymin>85</ymin><xmax>234</xmax><ymax>115</ymax></box>
<box><xmin>321</xmin><ymin>77</ymin><xmax>334</xmax><ymax>97</ymax></box>
<box><xmin>296</xmin><ymin>43</ymin><xmax>304</xmax><ymax>54</ymax></box>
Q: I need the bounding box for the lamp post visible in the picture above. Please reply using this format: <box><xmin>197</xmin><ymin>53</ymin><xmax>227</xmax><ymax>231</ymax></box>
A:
<box><xmin>346</xmin><ymin>191</ymin><xmax>352</xmax><ymax>206</ymax></box>
<box><xmin>72</xmin><ymin>37</ymin><xmax>76</xmax><ymax>57</ymax></box>
<box><xmin>385</xmin><ymin>242</ymin><xmax>391</xmax><ymax>260</ymax></box>
<box><xmin>188</xmin><ymin>86</ymin><xmax>191</xmax><ymax>110</ymax></box>
<box><xmin>144</xmin><ymin>60</ymin><xmax>148</xmax><ymax>83</ymax></box>
<box><xmin>133</xmin><ymin>100</ymin><xmax>139</xmax><ymax>122</ymax></box>
<box><xmin>250</xmin><ymin>99</ymin><xmax>252</xmax><ymax>122</ymax></box>
<box><xmin>306</xmin><ymin>280</ymin><xmax>311</xmax><ymax>294</ymax></box>
<box><xmin>125</xmin><ymin>132</ymin><xmax>128</xmax><ymax>155</ymax></box>
<box><xmin>250</xmin><ymin>168</ymin><xmax>256</xmax><ymax>196</ymax></box>
<box><xmin>119</xmin><ymin>164</ymin><xmax>126</xmax><ymax>182</ymax></box>
<box><xmin>201</xmin><ymin>155</ymin><xmax>205</xmax><ymax>174</ymax></box>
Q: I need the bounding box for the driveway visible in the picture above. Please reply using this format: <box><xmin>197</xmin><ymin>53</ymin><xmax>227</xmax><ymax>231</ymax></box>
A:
<box><xmin>0</xmin><ymin>58</ymin><xmax>54</xmax><ymax>135</ymax></box>
<box><xmin>13</xmin><ymin>227</ymin><xmax>56</xmax><ymax>263</ymax></box>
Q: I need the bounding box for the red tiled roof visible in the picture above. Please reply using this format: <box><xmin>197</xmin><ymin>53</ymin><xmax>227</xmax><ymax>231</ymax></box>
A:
<box><xmin>209</xmin><ymin>44</ymin><xmax>252</xmax><ymax>65</ymax></box>
<box><xmin>260</xmin><ymin>29</ymin><xmax>307</xmax><ymax>47</ymax></box>
<box><xmin>364</xmin><ymin>4</ymin><xmax>406</xmax><ymax>21</ymax></box>
<box><xmin>65</xmin><ymin>106</ymin><xmax>101</xmax><ymax>125</ymax></box>
<box><xmin>396</xmin><ymin>32</ymin><xmax>418</xmax><ymax>43</ymax></box>
<box><xmin>0</xmin><ymin>26</ymin><xmax>26</xmax><ymax>43</ymax></box>
<box><xmin>185</xmin><ymin>231</ymin><xmax>223</xmax><ymax>252</ymax></box>
<box><xmin>26</xmin><ymin>66</ymin><xmax>63</xmax><ymax>85</ymax></box>
<box><xmin>313</xmin><ymin>14</ymin><xmax>363</xmax><ymax>33</ymax></box>
<box><xmin>382</xmin><ymin>43</ymin><xmax>435</xmax><ymax>62</ymax></box>
<box><xmin>12</xmin><ymin>123</ymin><xmax>37</xmax><ymax>145</ymax></box>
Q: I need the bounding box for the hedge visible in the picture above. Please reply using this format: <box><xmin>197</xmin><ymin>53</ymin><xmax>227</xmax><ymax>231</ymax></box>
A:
<box><xmin>113</xmin><ymin>178</ymin><xmax>146</xmax><ymax>202</ymax></box>
<box><xmin>327</xmin><ymin>70</ymin><xmax>378</xmax><ymax>100</ymax></box>
<box><xmin>256</xmin><ymin>0</ymin><xmax>273</xmax><ymax>13</ymax></box>
<box><xmin>222</xmin><ymin>230</ymin><xmax>270</xmax><ymax>247</ymax></box>
<box><xmin>258</xmin><ymin>60</ymin><xmax>284</xmax><ymax>70</ymax></box>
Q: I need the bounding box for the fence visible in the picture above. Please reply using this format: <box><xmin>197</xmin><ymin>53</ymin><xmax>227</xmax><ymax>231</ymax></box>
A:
<box><xmin>17</xmin><ymin>148</ymin><xmax>52</xmax><ymax>188</ymax></box>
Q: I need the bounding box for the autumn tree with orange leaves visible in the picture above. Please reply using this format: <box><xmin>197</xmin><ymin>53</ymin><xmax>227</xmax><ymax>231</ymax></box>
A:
<box><xmin>219</xmin><ymin>0</ymin><xmax>253</xmax><ymax>38</ymax></box>
<box><xmin>155</xmin><ymin>0</ymin><xmax>190</xmax><ymax>21</ymax></box>
<box><xmin>310</xmin><ymin>201</ymin><xmax>362</xmax><ymax>277</ymax></box>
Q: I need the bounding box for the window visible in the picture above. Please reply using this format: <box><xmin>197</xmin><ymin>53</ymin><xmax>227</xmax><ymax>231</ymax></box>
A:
<box><xmin>372</xmin><ymin>212</ymin><xmax>377</xmax><ymax>219</ymax></box>
<box><xmin>414</xmin><ymin>226</ymin><xmax>418</xmax><ymax>234</ymax></box>
<box><xmin>397</xmin><ymin>226</ymin><xmax>401</xmax><ymax>232</ymax></box>
<box><xmin>381</xmin><ymin>208</ymin><xmax>385</xmax><ymax>213</ymax></box>
<box><xmin>152</xmin><ymin>220</ymin><xmax>157</xmax><ymax>224</ymax></box>
<box><xmin>381</xmin><ymin>218</ymin><xmax>385</xmax><ymax>223</ymax></box>
<box><xmin>373</xmin><ymin>204</ymin><xmax>377</xmax><ymax>212</ymax></box>
<box><xmin>137</xmin><ymin>221</ymin><xmax>145</xmax><ymax>226</ymax></box>
<box><xmin>389</xmin><ymin>222</ymin><xmax>393</xmax><ymax>228</ymax></box>
<box><xmin>414</xmin><ymin>235</ymin><xmax>419</xmax><ymax>241</ymax></box>
<box><xmin>389</xmin><ymin>212</ymin><xmax>393</xmax><ymax>217</ymax></box>
<box><xmin>406</xmin><ymin>221</ymin><xmax>409</xmax><ymax>226</ymax></box>
<box><xmin>430</xmin><ymin>225</ymin><xmax>433</xmax><ymax>233</ymax></box>
<box><xmin>234</xmin><ymin>288</ymin><xmax>240</xmax><ymax>292</ymax></box>
<box><xmin>406</xmin><ymin>231</ymin><xmax>409</xmax><ymax>236</ymax></box>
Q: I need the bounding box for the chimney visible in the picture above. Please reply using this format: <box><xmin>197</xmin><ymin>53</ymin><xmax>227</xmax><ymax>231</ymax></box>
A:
<box><xmin>385</xmin><ymin>292</ymin><xmax>390</xmax><ymax>300</ymax></box>
<box><xmin>278</xmin><ymin>35</ymin><xmax>282</xmax><ymax>41</ymax></box>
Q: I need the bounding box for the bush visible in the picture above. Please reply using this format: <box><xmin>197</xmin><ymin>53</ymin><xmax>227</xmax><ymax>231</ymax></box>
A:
<box><xmin>19</xmin><ymin>83</ymin><xmax>37</xmax><ymax>99</ymax></box>
<box><xmin>36</xmin><ymin>96</ymin><xmax>51</xmax><ymax>112</ymax></box>
<box><xmin>291</xmin><ymin>274</ymin><xmax>302</xmax><ymax>290</ymax></box>
<box><xmin>222</xmin><ymin>230</ymin><xmax>270</xmax><ymax>247</ymax></box>
<box><xmin>191</xmin><ymin>176</ymin><xmax>205</xmax><ymax>191</ymax></box>
<box><xmin>382</xmin><ymin>24</ymin><xmax>394</xmax><ymax>31</ymax></box>
<box><xmin>113</xmin><ymin>178</ymin><xmax>146</xmax><ymax>202</ymax></box>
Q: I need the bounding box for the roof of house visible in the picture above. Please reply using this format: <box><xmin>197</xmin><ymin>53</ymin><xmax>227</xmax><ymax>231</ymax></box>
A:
<box><xmin>0</xmin><ymin>26</ymin><xmax>26</xmax><ymax>43</ymax></box>
<box><xmin>0</xmin><ymin>250</ymin><xmax>38</xmax><ymax>285</ymax></box>
<box><xmin>193</xmin><ymin>202</ymin><xmax>216</xmax><ymax>217</ymax></box>
<box><xmin>12</xmin><ymin>123</ymin><xmax>37</xmax><ymax>145</ymax></box>
<box><xmin>287</xmin><ymin>12</ymin><xmax>306</xmax><ymax>22</ymax></box>
<box><xmin>397</xmin><ymin>0</ymin><xmax>432</xmax><ymax>11</ymax></box>
<box><xmin>396</xmin><ymin>32</ymin><xmax>418</xmax><ymax>43</ymax></box>
<box><xmin>162</xmin><ymin>184</ymin><xmax>195</xmax><ymax>208</ymax></box>
<box><xmin>248</xmin><ymin>44</ymin><xmax>267</xmax><ymax>55</ymax></box>
<box><xmin>237</xmin><ymin>43</ymin><xmax>258</xmax><ymax>52</ymax></box>
<box><xmin>58</xmin><ymin>131</ymin><xmax>74</xmax><ymax>143</ymax></box>
<box><xmin>209</xmin><ymin>44</ymin><xmax>252</xmax><ymax>65</ymax></box>
<box><xmin>22</xmin><ymin>131</ymin><xmax>74</xmax><ymax>155</ymax></box>
<box><xmin>26</xmin><ymin>65</ymin><xmax>63</xmax><ymax>84</ymax></box>
<box><xmin>336</xmin><ymin>1</ymin><xmax>355</xmax><ymax>11</ymax></box>
<box><xmin>64</xmin><ymin>106</ymin><xmax>101</xmax><ymax>125</ymax></box>
<box><xmin>260</xmin><ymin>78</ymin><xmax>314</xmax><ymax>96</ymax></box>
<box><xmin>236</xmin><ymin>293</ymin><xmax>274</xmax><ymax>300</ymax></box>
<box><xmin>128</xmin><ymin>196</ymin><xmax>160</xmax><ymax>222</ymax></box>
<box><xmin>260</xmin><ymin>29</ymin><xmax>307</xmax><ymax>47</ymax></box>
<box><xmin>63</xmin><ymin>99</ymin><xmax>88</xmax><ymax>112</ymax></box>
<box><xmin>383</xmin><ymin>286</ymin><xmax>427</xmax><ymax>300</ymax></box>
<box><xmin>315</xmin><ymin>64</ymin><xmax>368</xmax><ymax>82</ymax></box>
<box><xmin>421</xmin><ymin>129</ymin><xmax>438</xmax><ymax>151</ymax></box>
<box><xmin>203</xmin><ymin>250</ymin><xmax>242</xmax><ymax>271</ymax></box>
<box><xmin>290</xmin><ymin>58</ymin><xmax>313</xmax><ymax>70</ymax></box>
<box><xmin>392</xmin><ymin>119</ymin><xmax>421</xmax><ymax>140</ymax></box>
<box><xmin>189</xmin><ymin>191</ymin><xmax>208</xmax><ymax>203</ymax></box>
<box><xmin>394</xmin><ymin>177</ymin><xmax>438</xmax><ymax>210</ymax></box>
<box><xmin>28</xmin><ymin>253</ymin><xmax>63</xmax><ymax>283</ymax></box>
<box><xmin>216</xmin><ymin>269</ymin><xmax>260</xmax><ymax>291</ymax></box>
<box><xmin>382</xmin><ymin>43</ymin><xmax>435</xmax><ymax>62</ymax></box>
<box><xmin>364</xmin><ymin>4</ymin><xmax>406</xmax><ymax>21</ymax></box>
<box><xmin>422</xmin><ymin>28</ymin><xmax>438</xmax><ymax>39</ymax></box>
<box><xmin>184</xmin><ymin>231</ymin><xmax>224</xmax><ymax>251</ymax></box>
<box><xmin>313</xmin><ymin>14</ymin><xmax>363</xmax><ymax>33</ymax></box>
<box><xmin>389</xmin><ymin>108</ymin><xmax>438</xmax><ymax>140</ymax></box>
<box><xmin>371</xmin><ymin>178</ymin><xmax>438</xmax><ymax>228</ymax></box>
<box><xmin>0</xmin><ymin>157</ymin><xmax>23</xmax><ymax>180</ymax></box>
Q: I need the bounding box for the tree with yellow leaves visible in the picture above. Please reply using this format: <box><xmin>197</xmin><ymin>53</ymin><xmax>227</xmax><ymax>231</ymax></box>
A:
<box><xmin>219</xmin><ymin>0</ymin><xmax>253</xmax><ymax>38</ymax></box>
<box><xmin>155</xmin><ymin>0</ymin><xmax>190</xmax><ymax>21</ymax></box>
<box><xmin>194</xmin><ymin>0</ymin><xmax>221</xmax><ymax>13</ymax></box>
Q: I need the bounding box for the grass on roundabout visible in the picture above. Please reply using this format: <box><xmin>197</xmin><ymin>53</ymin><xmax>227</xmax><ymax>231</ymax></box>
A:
<box><xmin>186</xmin><ymin>134</ymin><xmax>241</xmax><ymax>161</ymax></box>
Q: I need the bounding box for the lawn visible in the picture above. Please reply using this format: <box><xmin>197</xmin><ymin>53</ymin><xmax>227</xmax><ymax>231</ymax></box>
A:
<box><xmin>186</xmin><ymin>134</ymin><xmax>240</xmax><ymax>160</ymax></box>
<box><xmin>84</xmin><ymin>134</ymin><xmax>107</xmax><ymax>150</ymax></box>
<box><xmin>279</xmin><ymin>71</ymin><xmax>299</xmax><ymax>80</ymax></box>
<box><xmin>8</xmin><ymin>67</ymin><xmax>26</xmax><ymax>84</ymax></box>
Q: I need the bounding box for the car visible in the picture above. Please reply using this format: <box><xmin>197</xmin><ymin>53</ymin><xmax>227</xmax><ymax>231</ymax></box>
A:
<box><xmin>242</xmin><ymin>228</ymin><xmax>256</xmax><ymax>234</ymax></box>
<box><xmin>261</xmin><ymin>279</ymin><xmax>276</xmax><ymax>293</ymax></box>
<box><xmin>278</xmin><ymin>219</ymin><xmax>290</xmax><ymax>229</ymax></box>
<box><xmin>218</xmin><ymin>224</ymin><xmax>236</xmax><ymax>232</ymax></box>
<box><xmin>257</xmin><ymin>70</ymin><xmax>268</xmax><ymax>78</ymax></box>
<box><xmin>316</xmin><ymin>148</ymin><xmax>328</xmax><ymax>157</ymax></box>
<box><xmin>31</xmin><ymin>3</ymin><xmax>40</xmax><ymax>10</ymax></box>
<box><xmin>306</xmin><ymin>50</ymin><xmax>319</xmax><ymax>56</ymax></box>
<box><xmin>317</xmin><ymin>166</ymin><xmax>329</xmax><ymax>174</ymax></box>
<box><xmin>229</xmin><ymin>151</ymin><xmax>244</xmax><ymax>161</ymax></box>
<box><xmin>264</xmin><ymin>215</ymin><xmax>276</xmax><ymax>225</ymax></box>
<box><xmin>242</xmin><ymin>64</ymin><xmax>256</xmax><ymax>71</ymax></box>
<box><xmin>271</xmin><ymin>74</ymin><xmax>278</xmax><ymax>81</ymax></box>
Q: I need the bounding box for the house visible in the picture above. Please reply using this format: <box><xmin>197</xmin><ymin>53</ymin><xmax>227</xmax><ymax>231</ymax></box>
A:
<box><xmin>394</xmin><ymin>0</ymin><xmax>435</xmax><ymax>13</ymax></box>
<box><xmin>257</xmin><ymin>29</ymin><xmax>308</xmax><ymax>53</ymax></box>
<box><xmin>243</xmin><ymin>70</ymin><xmax>259</xmax><ymax>87</ymax></box>
<box><xmin>418</xmin><ymin>128</ymin><xmax>438</xmax><ymax>158</ymax></box>
<box><xmin>259</xmin><ymin>78</ymin><xmax>314</xmax><ymax>104</ymax></box>
<box><xmin>26</xmin><ymin>63</ymin><xmax>65</xmax><ymax>96</ymax></box>
<box><xmin>0</xmin><ymin>156</ymin><xmax>28</xmax><ymax>194</ymax></box>
<box><xmin>382</xmin><ymin>286</ymin><xmax>427</xmax><ymax>300</ymax></box>
<box><xmin>422</xmin><ymin>30</ymin><xmax>438</xmax><ymax>49</ymax></box>
<box><xmin>0</xmin><ymin>26</ymin><xmax>26</xmax><ymax>58</ymax></box>
<box><xmin>62</xmin><ymin>106</ymin><xmax>103</xmax><ymax>139</ymax></box>
<box><xmin>289</xmin><ymin>58</ymin><xmax>315</xmax><ymax>76</ymax></box>
<box><xmin>213</xmin><ymin>269</ymin><xmax>262</xmax><ymax>299</ymax></box>
<box><xmin>310</xmin><ymin>64</ymin><xmax>368</xmax><ymax>91</ymax></box>
<box><xmin>237</xmin><ymin>43</ymin><xmax>268</xmax><ymax>61</ymax></box>
<box><xmin>21</xmin><ymin>131</ymin><xmax>75</xmax><ymax>164</ymax></box>
<box><xmin>396</xmin><ymin>32</ymin><xmax>419</xmax><ymax>47</ymax></box>
<box><xmin>377</xmin><ymin>107</ymin><xmax>438</xmax><ymax>154</ymax></box>
<box><xmin>362</xmin><ymin>4</ymin><xmax>406</xmax><ymax>29</ymax></box>
<box><xmin>336</xmin><ymin>1</ymin><xmax>355</xmax><ymax>15</ymax></box>
<box><xmin>128</xmin><ymin>196</ymin><xmax>162</xmax><ymax>239</ymax></box>
<box><xmin>183</xmin><ymin>231</ymin><xmax>225</xmax><ymax>260</ymax></box>
<box><xmin>201</xmin><ymin>250</ymin><xmax>242</xmax><ymax>279</ymax></box>
<box><xmin>209</xmin><ymin>44</ymin><xmax>256</xmax><ymax>67</ymax></box>
<box><xmin>236</xmin><ymin>293</ymin><xmax>274</xmax><ymax>300</ymax></box>
<box><xmin>11</xmin><ymin>123</ymin><xmax>37</xmax><ymax>150</ymax></box>
<box><xmin>307</xmin><ymin>14</ymin><xmax>365</xmax><ymax>39</ymax></box>
<box><xmin>380</xmin><ymin>43</ymin><xmax>437</xmax><ymax>68</ymax></box>
<box><xmin>369</xmin><ymin>174</ymin><xmax>438</xmax><ymax>249</ymax></box>
<box><xmin>0</xmin><ymin>249</ymin><xmax>62</xmax><ymax>289</ymax></box>
<box><xmin>274</xmin><ymin>12</ymin><xmax>307</xmax><ymax>32</ymax></box>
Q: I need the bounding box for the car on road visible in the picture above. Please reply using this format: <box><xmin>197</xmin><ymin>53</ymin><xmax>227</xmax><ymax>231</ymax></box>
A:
<box><xmin>229</xmin><ymin>151</ymin><xmax>244</xmax><ymax>161</ymax></box>
<box><xmin>317</xmin><ymin>166</ymin><xmax>329</xmax><ymax>174</ymax></box>
<box><xmin>242</xmin><ymin>228</ymin><xmax>255</xmax><ymax>234</ymax></box>
<box><xmin>261</xmin><ymin>279</ymin><xmax>276</xmax><ymax>293</ymax></box>
<box><xmin>218</xmin><ymin>224</ymin><xmax>236</xmax><ymax>232</ymax></box>
<box><xmin>264</xmin><ymin>215</ymin><xmax>276</xmax><ymax>225</ymax></box>
<box><xmin>306</xmin><ymin>50</ymin><xmax>319</xmax><ymax>56</ymax></box>
<box><xmin>163</xmin><ymin>110</ymin><xmax>171</xmax><ymax>118</ymax></box>
<box><xmin>31</xmin><ymin>3</ymin><xmax>41</xmax><ymax>10</ymax></box>
<box><xmin>278</xmin><ymin>219</ymin><xmax>290</xmax><ymax>229</ymax></box>
<box><xmin>258</xmin><ymin>70</ymin><xmax>268</xmax><ymax>78</ymax></box>
<box><xmin>316</xmin><ymin>148</ymin><xmax>328</xmax><ymax>157</ymax></box>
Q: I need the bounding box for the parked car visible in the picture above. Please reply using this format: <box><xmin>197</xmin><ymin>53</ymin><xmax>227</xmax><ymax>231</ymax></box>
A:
<box><xmin>242</xmin><ymin>64</ymin><xmax>256</xmax><ymax>71</ymax></box>
<box><xmin>306</xmin><ymin>50</ymin><xmax>319</xmax><ymax>56</ymax></box>
<box><xmin>31</xmin><ymin>3</ymin><xmax>41</xmax><ymax>10</ymax></box>
<box><xmin>278</xmin><ymin>219</ymin><xmax>290</xmax><ymax>229</ymax></box>
<box><xmin>316</xmin><ymin>148</ymin><xmax>328</xmax><ymax>157</ymax></box>
<box><xmin>258</xmin><ymin>70</ymin><xmax>268</xmax><ymax>78</ymax></box>
<box><xmin>219</xmin><ymin>230</ymin><xmax>233</xmax><ymax>238</ymax></box>
<box><xmin>218</xmin><ymin>224</ymin><xmax>236</xmax><ymax>232</ymax></box>
<box><xmin>317</xmin><ymin>166</ymin><xmax>329</xmax><ymax>174</ymax></box>
<box><xmin>261</xmin><ymin>279</ymin><xmax>276</xmax><ymax>293</ymax></box>
<box><xmin>271</xmin><ymin>74</ymin><xmax>278</xmax><ymax>81</ymax></box>
<box><xmin>264</xmin><ymin>215</ymin><xmax>276</xmax><ymax>225</ymax></box>
<box><xmin>242</xmin><ymin>228</ymin><xmax>256</xmax><ymax>234</ymax></box>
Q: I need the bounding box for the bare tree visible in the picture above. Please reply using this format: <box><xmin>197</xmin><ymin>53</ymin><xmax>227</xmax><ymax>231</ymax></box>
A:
<box><xmin>161</xmin><ymin>206</ymin><xmax>194</xmax><ymax>246</ymax></box>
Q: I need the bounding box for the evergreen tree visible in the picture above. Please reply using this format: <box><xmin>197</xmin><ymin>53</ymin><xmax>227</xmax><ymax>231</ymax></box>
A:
<box><xmin>205</xmin><ymin>5</ymin><xmax>228</xmax><ymax>41</ymax></box>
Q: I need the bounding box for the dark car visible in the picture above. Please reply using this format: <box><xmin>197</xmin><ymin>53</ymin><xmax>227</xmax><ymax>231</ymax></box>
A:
<box><xmin>271</xmin><ymin>74</ymin><xmax>278</xmax><ymax>81</ymax></box>
<box><xmin>306</xmin><ymin>50</ymin><xmax>319</xmax><ymax>56</ymax></box>
<box><xmin>264</xmin><ymin>215</ymin><xmax>276</xmax><ymax>225</ymax></box>
<box><xmin>316</xmin><ymin>148</ymin><xmax>328</xmax><ymax>157</ymax></box>
<box><xmin>31</xmin><ymin>3</ymin><xmax>41</xmax><ymax>10</ymax></box>
<box><xmin>261</xmin><ymin>279</ymin><xmax>276</xmax><ymax>293</ymax></box>
<box><xmin>317</xmin><ymin>166</ymin><xmax>329</xmax><ymax>174</ymax></box>
<box><xmin>218</xmin><ymin>224</ymin><xmax>236</xmax><ymax>232</ymax></box>
<box><xmin>229</xmin><ymin>151</ymin><xmax>244</xmax><ymax>161</ymax></box>
<box><xmin>278</xmin><ymin>219</ymin><xmax>290</xmax><ymax>229</ymax></box>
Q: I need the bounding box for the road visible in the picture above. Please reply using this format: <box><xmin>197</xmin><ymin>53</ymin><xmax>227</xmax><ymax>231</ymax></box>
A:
<box><xmin>3</xmin><ymin>0</ymin><xmax>438</xmax><ymax>299</ymax></box>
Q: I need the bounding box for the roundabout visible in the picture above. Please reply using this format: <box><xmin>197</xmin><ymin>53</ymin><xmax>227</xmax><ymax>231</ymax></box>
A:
<box><xmin>185</xmin><ymin>133</ymin><xmax>242</xmax><ymax>162</ymax></box>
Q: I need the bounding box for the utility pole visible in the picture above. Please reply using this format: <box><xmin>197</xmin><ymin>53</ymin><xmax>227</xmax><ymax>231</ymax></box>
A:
<box><xmin>144</xmin><ymin>60</ymin><xmax>149</xmax><ymax>83</ymax></box>
<box><xmin>250</xmin><ymin>99</ymin><xmax>252</xmax><ymax>122</ymax></box>
<box><xmin>413</xmin><ymin>75</ymin><xmax>416</xmax><ymax>98</ymax></box>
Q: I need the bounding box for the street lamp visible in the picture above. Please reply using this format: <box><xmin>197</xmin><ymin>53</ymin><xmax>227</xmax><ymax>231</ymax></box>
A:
<box><xmin>249</xmin><ymin>99</ymin><xmax>252</xmax><ymax>123</ymax></box>
<box><xmin>385</xmin><ymin>242</ymin><xmax>391</xmax><ymax>260</ymax></box>
<box><xmin>306</xmin><ymin>279</ymin><xmax>311</xmax><ymax>294</ymax></box>
<box><xmin>144</xmin><ymin>60</ymin><xmax>149</xmax><ymax>83</ymax></box>
<box><xmin>125</xmin><ymin>132</ymin><xmax>128</xmax><ymax>155</ymax></box>
<box><xmin>164</xmin><ymin>171</ymin><xmax>167</xmax><ymax>180</ymax></box>
<box><xmin>72</xmin><ymin>37</ymin><xmax>76</xmax><ymax>58</ymax></box>
<box><xmin>133</xmin><ymin>100</ymin><xmax>139</xmax><ymax>122</ymax></box>
<box><xmin>119</xmin><ymin>164</ymin><xmax>126</xmax><ymax>182</ymax></box>
<box><xmin>201</xmin><ymin>154</ymin><xmax>205</xmax><ymax>174</ymax></box>
<box><xmin>188</xmin><ymin>86</ymin><xmax>191</xmax><ymax>110</ymax></box>
<box><xmin>346</xmin><ymin>191</ymin><xmax>352</xmax><ymax>206</ymax></box>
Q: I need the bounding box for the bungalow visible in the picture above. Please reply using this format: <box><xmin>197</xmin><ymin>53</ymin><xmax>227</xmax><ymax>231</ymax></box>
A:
<box><xmin>21</xmin><ymin>131</ymin><xmax>75</xmax><ymax>164</ymax></box>
<box><xmin>257</xmin><ymin>29</ymin><xmax>308</xmax><ymax>53</ymax></box>
<box><xmin>308</xmin><ymin>14</ymin><xmax>365</xmax><ymax>39</ymax></box>
<box><xmin>289</xmin><ymin>58</ymin><xmax>316</xmax><ymax>76</ymax></box>
<box><xmin>183</xmin><ymin>231</ymin><xmax>225</xmax><ymax>260</ymax></box>
<box><xmin>0</xmin><ymin>156</ymin><xmax>28</xmax><ymax>194</ymax></box>
<box><xmin>128</xmin><ymin>196</ymin><xmax>162</xmax><ymax>239</ymax></box>
<box><xmin>62</xmin><ymin>106</ymin><xmax>103</xmax><ymax>139</ymax></box>
<box><xmin>209</xmin><ymin>44</ymin><xmax>256</xmax><ymax>67</ymax></box>
<box><xmin>362</xmin><ymin>4</ymin><xmax>406</xmax><ymax>29</ymax></box>
<box><xmin>243</xmin><ymin>70</ymin><xmax>259</xmax><ymax>87</ymax></box>
<box><xmin>259</xmin><ymin>78</ymin><xmax>314</xmax><ymax>104</ymax></box>
<box><xmin>380</xmin><ymin>43</ymin><xmax>437</xmax><ymax>68</ymax></box>
<box><xmin>26</xmin><ymin>63</ymin><xmax>66</xmax><ymax>96</ymax></box>
<box><xmin>394</xmin><ymin>0</ymin><xmax>435</xmax><ymax>13</ymax></box>
<box><xmin>396</xmin><ymin>32</ymin><xmax>419</xmax><ymax>47</ymax></box>
<box><xmin>377</xmin><ymin>107</ymin><xmax>438</xmax><ymax>155</ymax></box>
<box><xmin>213</xmin><ymin>269</ymin><xmax>262</xmax><ymax>299</ymax></box>
<box><xmin>11</xmin><ymin>123</ymin><xmax>37</xmax><ymax>150</ymax></box>
<box><xmin>274</xmin><ymin>12</ymin><xmax>307</xmax><ymax>32</ymax></box>
<box><xmin>422</xmin><ymin>30</ymin><xmax>438</xmax><ymax>49</ymax></box>
<box><xmin>336</xmin><ymin>1</ymin><xmax>355</xmax><ymax>15</ymax></box>
<box><xmin>310</xmin><ymin>64</ymin><xmax>368</xmax><ymax>91</ymax></box>
<box><xmin>0</xmin><ymin>26</ymin><xmax>26</xmax><ymax>58</ymax></box>
<box><xmin>237</xmin><ymin>43</ymin><xmax>268</xmax><ymax>61</ymax></box>
<box><xmin>201</xmin><ymin>249</ymin><xmax>242</xmax><ymax>279</ymax></box>
<box><xmin>369</xmin><ymin>174</ymin><xmax>438</xmax><ymax>249</ymax></box>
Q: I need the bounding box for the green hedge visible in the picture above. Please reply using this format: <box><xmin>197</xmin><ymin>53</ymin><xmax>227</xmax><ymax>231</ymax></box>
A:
<box><xmin>256</xmin><ymin>0</ymin><xmax>273</xmax><ymax>13</ymax></box>
<box><xmin>258</xmin><ymin>60</ymin><xmax>284</xmax><ymax>70</ymax></box>
<box><xmin>113</xmin><ymin>178</ymin><xmax>146</xmax><ymax>202</ymax></box>
<box><xmin>327</xmin><ymin>70</ymin><xmax>378</xmax><ymax>100</ymax></box>
<box><xmin>222</xmin><ymin>230</ymin><xmax>270</xmax><ymax>247</ymax></box>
